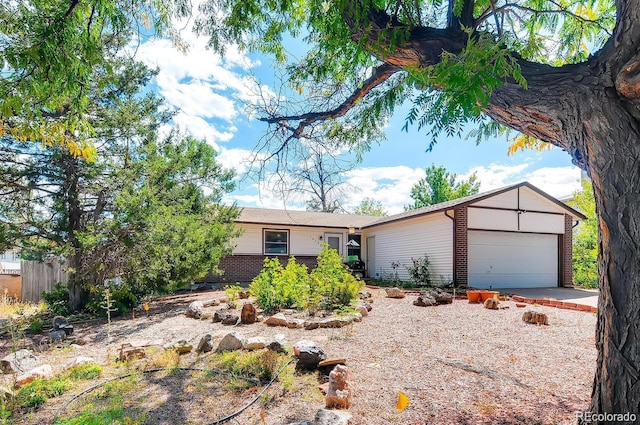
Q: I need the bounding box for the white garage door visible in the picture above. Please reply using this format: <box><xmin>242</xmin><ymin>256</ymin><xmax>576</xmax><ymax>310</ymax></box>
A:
<box><xmin>468</xmin><ymin>231</ymin><xmax>558</xmax><ymax>289</ymax></box>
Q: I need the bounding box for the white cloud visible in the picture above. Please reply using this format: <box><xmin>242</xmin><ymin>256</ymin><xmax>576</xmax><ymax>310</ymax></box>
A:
<box><xmin>463</xmin><ymin>163</ymin><xmax>582</xmax><ymax>198</ymax></box>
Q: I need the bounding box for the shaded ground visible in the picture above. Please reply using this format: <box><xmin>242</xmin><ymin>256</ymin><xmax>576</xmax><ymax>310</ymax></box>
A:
<box><xmin>3</xmin><ymin>288</ymin><xmax>597</xmax><ymax>424</ymax></box>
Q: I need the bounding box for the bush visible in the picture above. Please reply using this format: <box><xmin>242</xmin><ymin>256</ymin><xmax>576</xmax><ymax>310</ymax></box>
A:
<box><xmin>310</xmin><ymin>245</ymin><xmax>363</xmax><ymax>311</ymax></box>
<box><xmin>41</xmin><ymin>282</ymin><xmax>71</xmax><ymax>316</ymax></box>
<box><xmin>249</xmin><ymin>257</ymin><xmax>310</xmax><ymax>312</ymax></box>
<box><xmin>15</xmin><ymin>377</ymin><xmax>72</xmax><ymax>410</ymax></box>
<box><xmin>406</xmin><ymin>254</ymin><xmax>431</xmax><ymax>285</ymax></box>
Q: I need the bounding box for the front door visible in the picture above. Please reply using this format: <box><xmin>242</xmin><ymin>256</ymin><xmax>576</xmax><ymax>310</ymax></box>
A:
<box><xmin>366</xmin><ymin>236</ymin><xmax>376</xmax><ymax>278</ymax></box>
<box><xmin>324</xmin><ymin>233</ymin><xmax>343</xmax><ymax>256</ymax></box>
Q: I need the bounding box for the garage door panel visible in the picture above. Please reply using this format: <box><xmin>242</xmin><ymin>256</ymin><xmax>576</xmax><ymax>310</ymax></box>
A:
<box><xmin>468</xmin><ymin>231</ymin><xmax>558</xmax><ymax>289</ymax></box>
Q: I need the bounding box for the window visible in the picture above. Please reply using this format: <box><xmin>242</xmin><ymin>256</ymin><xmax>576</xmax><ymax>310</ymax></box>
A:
<box><xmin>264</xmin><ymin>230</ymin><xmax>289</xmax><ymax>255</ymax></box>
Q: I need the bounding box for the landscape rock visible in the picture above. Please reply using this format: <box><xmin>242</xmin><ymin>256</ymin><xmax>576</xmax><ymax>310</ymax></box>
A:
<box><xmin>325</xmin><ymin>364</ymin><xmax>351</xmax><ymax>409</ymax></box>
<box><xmin>267</xmin><ymin>334</ymin><xmax>287</xmax><ymax>353</ymax></box>
<box><xmin>216</xmin><ymin>332</ymin><xmax>247</xmax><ymax>352</ymax></box>
<box><xmin>244</xmin><ymin>336</ymin><xmax>268</xmax><ymax>350</ymax></box>
<box><xmin>315</xmin><ymin>408</ymin><xmax>352</xmax><ymax>425</ymax></box>
<box><xmin>239</xmin><ymin>290</ymin><xmax>251</xmax><ymax>299</ymax></box>
<box><xmin>265</xmin><ymin>313</ymin><xmax>288</xmax><ymax>327</ymax></box>
<box><xmin>293</xmin><ymin>340</ymin><xmax>327</xmax><ymax>370</ymax></box>
<box><xmin>318</xmin><ymin>317</ymin><xmax>353</xmax><ymax>328</ymax></box>
<box><xmin>16</xmin><ymin>364</ymin><xmax>54</xmax><ymax>386</ymax></box>
<box><xmin>385</xmin><ymin>287</ymin><xmax>405</xmax><ymax>299</ymax></box>
<box><xmin>1</xmin><ymin>349</ymin><xmax>38</xmax><ymax>374</ymax></box>
<box><xmin>196</xmin><ymin>335</ymin><xmax>214</xmax><ymax>353</ymax></box>
<box><xmin>363</xmin><ymin>302</ymin><xmax>372</xmax><ymax>312</ymax></box>
<box><xmin>119</xmin><ymin>344</ymin><xmax>146</xmax><ymax>362</ymax></box>
<box><xmin>203</xmin><ymin>299</ymin><xmax>221</xmax><ymax>307</ymax></box>
<box><xmin>186</xmin><ymin>301</ymin><xmax>204</xmax><ymax>319</ymax></box>
<box><xmin>359</xmin><ymin>291</ymin><xmax>373</xmax><ymax>303</ymax></box>
<box><xmin>66</xmin><ymin>356</ymin><xmax>95</xmax><ymax>369</ymax></box>
<box><xmin>287</xmin><ymin>318</ymin><xmax>306</xmax><ymax>329</ymax></box>
<box><xmin>169</xmin><ymin>340</ymin><xmax>193</xmax><ymax>354</ymax></box>
<box><xmin>241</xmin><ymin>303</ymin><xmax>257</xmax><ymax>324</ymax></box>
<box><xmin>304</xmin><ymin>320</ymin><xmax>320</xmax><ymax>330</ymax></box>
<box><xmin>221</xmin><ymin>313</ymin><xmax>240</xmax><ymax>325</ymax></box>
<box><xmin>413</xmin><ymin>293</ymin><xmax>437</xmax><ymax>306</ymax></box>
<box><xmin>49</xmin><ymin>330</ymin><xmax>67</xmax><ymax>343</ymax></box>
<box><xmin>357</xmin><ymin>306</ymin><xmax>368</xmax><ymax>317</ymax></box>
<box><xmin>484</xmin><ymin>298</ymin><xmax>500</xmax><ymax>310</ymax></box>
<box><xmin>522</xmin><ymin>311</ymin><xmax>549</xmax><ymax>325</ymax></box>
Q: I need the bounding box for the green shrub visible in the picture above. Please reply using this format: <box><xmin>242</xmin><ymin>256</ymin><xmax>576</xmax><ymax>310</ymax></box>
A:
<box><xmin>41</xmin><ymin>282</ymin><xmax>71</xmax><ymax>316</ymax></box>
<box><xmin>406</xmin><ymin>254</ymin><xmax>432</xmax><ymax>285</ymax></box>
<box><xmin>16</xmin><ymin>377</ymin><xmax>72</xmax><ymax>410</ymax></box>
<box><xmin>310</xmin><ymin>245</ymin><xmax>363</xmax><ymax>310</ymax></box>
<box><xmin>54</xmin><ymin>408</ymin><xmax>144</xmax><ymax>425</ymax></box>
<box><xmin>249</xmin><ymin>257</ymin><xmax>310</xmax><ymax>312</ymax></box>
<box><xmin>65</xmin><ymin>363</ymin><xmax>103</xmax><ymax>380</ymax></box>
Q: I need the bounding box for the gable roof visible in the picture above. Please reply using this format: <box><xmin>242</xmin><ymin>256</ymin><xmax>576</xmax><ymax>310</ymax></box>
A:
<box><xmin>237</xmin><ymin>207</ymin><xmax>380</xmax><ymax>229</ymax></box>
<box><xmin>236</xmin><ymin>182</ymin><xmax>587</xmax><ymax>229</ymax></box>
<box><xmin>364</xmin><ymin>181</ymin><xmax>587</xmax><ymax>228</ymax></box>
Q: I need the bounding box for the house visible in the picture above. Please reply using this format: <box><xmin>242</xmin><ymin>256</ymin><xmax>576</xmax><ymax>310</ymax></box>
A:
<box><xmin>212</xmin><ymin>182</ymin><xmax>586</xmax><ymax>289</ymax></box>
<box><xmin>0</xmin><ymin>248</ymin><xmax>22</xmax><ymax>300</ymax></box>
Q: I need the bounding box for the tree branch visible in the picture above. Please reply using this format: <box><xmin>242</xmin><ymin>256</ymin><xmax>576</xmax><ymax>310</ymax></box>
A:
<box><xmin>258</xmin><ymin>62</ymin><xmax>401</xmax><ymax>137</ymax></box>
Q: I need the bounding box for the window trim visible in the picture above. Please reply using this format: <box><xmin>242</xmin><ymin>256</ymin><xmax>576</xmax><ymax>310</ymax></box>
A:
<box><xmin>263</xmin><ymin>229</ymin><xmax>289</xmax><ymax>256</ymax></box>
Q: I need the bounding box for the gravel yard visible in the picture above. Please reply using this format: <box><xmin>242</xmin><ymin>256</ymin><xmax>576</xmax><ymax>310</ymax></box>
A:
<box><xmin>3</xmin><ymin>287</ymin><xmax>597</xmax><ymax>424</ymax></box>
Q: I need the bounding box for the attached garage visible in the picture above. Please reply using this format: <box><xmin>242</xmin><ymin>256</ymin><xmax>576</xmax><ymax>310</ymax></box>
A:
<box><xmin>468</xmin><ymin>230</ymin><xmax>558</xmax><ymax>289</ymax></box>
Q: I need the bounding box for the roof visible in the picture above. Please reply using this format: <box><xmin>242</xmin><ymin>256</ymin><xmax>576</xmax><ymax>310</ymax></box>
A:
<box><xmin>236</xmin><ymin>182</ymin><xmax>587</xmax><ymax>229</ymax></box>
<box><xmin>365</xmin><ymin>182</ymin><xmax>586</xmax><ymax>228</ymax></box>
<box><xmin>237</xmin><ymin>207</ymin><xmax>381</xmax><ymax>229</ymax></box>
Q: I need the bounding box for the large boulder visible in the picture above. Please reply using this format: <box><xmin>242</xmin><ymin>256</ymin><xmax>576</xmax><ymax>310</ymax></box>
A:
<box><xmin>414</xmin><ymin>289</ymin><xmax>454</xmax><ymax>307</ymax></box>
<box><xmin>186</xmin><ymin>301</ymin><xmax>204</xmax><ymax>319</ymax></box>
<box><xmin>16</xmin><ymin>364</ymin><xmax>54</xmax><ymax>387</ymax></box>
<box><xmin>293</xmin><ymin>340</ymin><xmax>327</xmax><ymax>370</ymax></box>
<box><xmin>1</xmin><ymin>349</ymin><xmax>38</xmax><ymax>374</ymax></box>
<box><xmin>240</xmin><ymin>303</ymin><xmax>257</xmax><ymax>324</ymax></box>
<box><xmin>213</xmin><ymin>309</ymin><xmax>239</xmax><ymax>325</ymax></box>
<box><xmin>325</xmin><ymin>364</ymin><xmax>351</xmax><ymax>409</ymax></box>
<box><xmin>216</xmin><ymin>332</ymin><xmax>247</xmax><ymax>352</ymax></box>
<box><xmin>385</xmin><ymin>287</ymin><xmax>405</xmax><ymax>299</ymax></box>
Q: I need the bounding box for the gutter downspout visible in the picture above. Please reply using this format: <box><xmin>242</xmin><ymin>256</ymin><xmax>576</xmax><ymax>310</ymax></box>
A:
<box><xmin>444</xmin><ymin>210</ymin><xmax>455</xmax><ymax>285</ymax></box>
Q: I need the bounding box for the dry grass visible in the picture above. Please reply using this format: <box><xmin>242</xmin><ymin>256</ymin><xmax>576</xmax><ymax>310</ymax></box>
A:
<box><xmin>1</xmin><ymin>288</ymin><xmax>597</xmax><ymax>424</ymax></box>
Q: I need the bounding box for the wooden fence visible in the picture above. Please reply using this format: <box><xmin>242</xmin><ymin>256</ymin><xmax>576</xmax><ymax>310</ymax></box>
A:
<box><xmin>21</xmin><ymin>260</ymin><xmax>69</xmax><ymax>303</ymax></box>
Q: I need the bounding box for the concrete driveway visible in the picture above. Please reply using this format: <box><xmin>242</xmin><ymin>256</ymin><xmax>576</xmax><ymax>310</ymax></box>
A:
<box><xmin>500</xmin><ymin>287</ymin><xmax>599</xmax><ymax>308</ymax></box>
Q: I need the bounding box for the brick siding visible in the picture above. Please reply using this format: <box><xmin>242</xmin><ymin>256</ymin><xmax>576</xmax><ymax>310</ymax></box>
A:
<box><xmin>199</xmin><ymin>255</ymin><xmax>319</xmax><ymax>284</ymax></box>
<box><xmin>562</xmin><ymin>214</ymin><xmax>574</xmax><ymax>287</ymax></box>
<box><xmin>454</xmin><ymin>206</ymin><xmax>468</xmax><ymax>287</ymax></box>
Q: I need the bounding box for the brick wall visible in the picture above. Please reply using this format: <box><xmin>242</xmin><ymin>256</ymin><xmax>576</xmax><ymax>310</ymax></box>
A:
<box><xmin>454</xmin><ymin>207</ymin><xmax>468</xmax><ymax>287</ymax></box>
<box><xmin>199</xmin><ymin>255</ymin><xmax>319</xmax><ymax>284</ymax></box>
<box><xmin>562</xmin><ymin>214</ymin><xmax>574</xmax><ymax>287</ymax></box>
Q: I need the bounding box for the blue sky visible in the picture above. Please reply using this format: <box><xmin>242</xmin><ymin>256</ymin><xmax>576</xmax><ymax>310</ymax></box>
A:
<box><xmin>132</xmin><ymin>23</ymin><xmax>582</xmax><ymax>214</ymax></box>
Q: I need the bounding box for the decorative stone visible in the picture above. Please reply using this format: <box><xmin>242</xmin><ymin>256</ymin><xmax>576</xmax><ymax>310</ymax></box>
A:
<box><xmin>293</xmin><ymin>340</ymin><xmax>327</xmax><ymax>370</ymax></box>
<box><xmin>413</xmin><ymin>292</ymin><xmax>437</xmax><ymax>306</ymax></box>
<box><xmin>304</xmin><ymin>320</ymin><xmax>320</xmax><ymax>330</ymax></box>
<box><xmin>16</xmin><ymin>364</ymin><xmax>54</xmax><ymax>386</ymax></box>
<box><xmin>244</xmin><ymin>336</ymin><xmax>268</xmax><ymax>350</ymax></box>
<box><xmin>49</xmin><ymin>330</ymin><xmax>67</xmax><ymax>343</ymax></box>
<box><xmin>484</xmin><ymin>298</ymin><xmax>500</xmax><ymax>310</ymax></box>
<box><xmin>203</xmin><ymin>299</ymin><xmax>221</xmax><ymax>307</ymax></box>
<box><xmin>267</xmin><ymin>334</ymin><xmax>287</xmax><ymax>353</ymax></box>
<box><xmin>170</xmin><ymin>340</ymin><xmax>193</xmax><ymax>354</ymax></box>
<box><xmin>319</xmin><ymin>317</ymin><xmax>353</xmax><ymax>328</ymax></box>
<box><xmin>385</xmin><ymin>287</ymin><xmax>405</xmax><ymax>298</ymax></box>
<box><xmin>363</xmin><ymin>302</ymin><xmax>372</xmax><ymax>312</ymax></box>
<box><xmin>315</xmin><ymin>409</ymin><xmax>352</xmax><ymax>425</ymax></box>
<box><xmin>357</xmin><ymin>306</ymin><xmax>368</xmax><ymax>317</ymax></box>
<box><xmin>239</xmin><ymin>290</ymin><xmax>250</xmax><ymax>299</ymax></box>
<box><xmin>287</xmin><ymin>318</ymin><xmax>305</xmax><ymax>329</ymax></box>
<box><xmin>318</xmin><ymin>358</ymin><xmax>347</xmax><ymax>368</ymax></box>
<box><xmin>66</xmin><ymin>357</ymin><xmax>95</xmax><ymax>369</ymax></box>
<box><xmin>522</xmin><ymin>311</ymin><xmax>549</xmax><ymax>325</ymax></box>
<box><xmin>196</xmin><ymin>335</ymin><xmax>214</xmax><ymax>353</ymax></box>
<box><xmin>325</xmin><ymin>364</ymin><xmax>351</xmax><ymax>409</ymax></box>
<box><xmin>241</xmin><ymin>303</ymin><xmax>257</xmax><ymax>324</ymax></box>
<box><xmin>1</xmin><ymin>349</ymin><xmax>38</xmax><ymax>374</ymax></box>
<box><xmin>119</xmin><ymin>344</ymin><xmax>146</xmax><ymax>362</ymax></box>
<box><xmin>516</xmin><ymin>303</ymin><xmax>527</xmax><ymax>308</ymax></box>
<box><xmin>221</xmin><ymin>313</ymin><xmax>240</xmax><ymax>325</ymax></box>
<box><xmin>264</xmin><ymin>313</ymin><xmax>288</xmax><ymax>327</ymax></box>
<box><xmin>186</xmin><ymin>301</ymin><xmax>204</xmax><ymax>318</ymax></box>
<box><xmin>216</xmin><ymin>332</ymin><xmax>247</xmax><ymax>352</ymax></box>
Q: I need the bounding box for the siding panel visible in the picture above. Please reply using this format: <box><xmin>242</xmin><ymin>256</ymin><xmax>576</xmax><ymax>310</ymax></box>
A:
<box><xmin>363</xmin><ymin>213</ymin><xmax>453</xmax><ymax>282</ymax></box>
<box><xmin>519</xmin><ymin>212</ymin><xmax>565</xmax><ymax>233</ymax></box>
<box><xmin>468</xmin><ymin>208</ymin><xmax>518</xmax><ymax>231</ymax></box>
